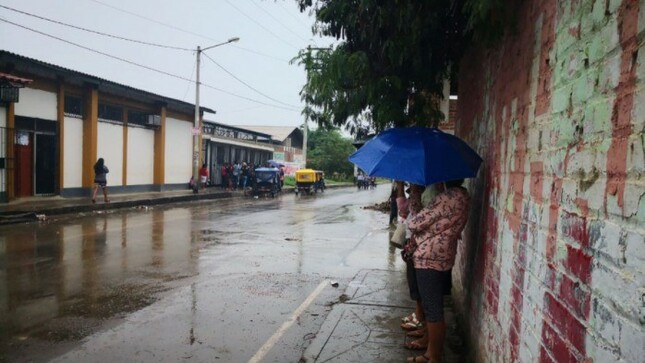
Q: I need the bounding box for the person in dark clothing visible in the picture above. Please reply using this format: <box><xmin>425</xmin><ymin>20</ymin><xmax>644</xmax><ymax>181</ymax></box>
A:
<box><xmin>389</xmin><ymin>183</ymin><xmax>399</xmax><ymax>225</ymax></box>
<box><xmin>92</xmin><ymin>158</ymin><xmax>110</xmax><ymax>204</ymax></box>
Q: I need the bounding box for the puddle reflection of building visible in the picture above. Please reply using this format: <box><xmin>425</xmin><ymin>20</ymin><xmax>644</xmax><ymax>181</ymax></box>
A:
<box><xmin>81</xmin><ymin>218</ymin><xmax>102</xmax><ymax>309</ymax></box>
<box><xmin>0</xmin><ymin>208</ymin><xmax>201</xmax><ymax>343</ymax></box>
<box><xmin>2</xmin><ymin>223</ymin><xmax>64</xmax><ymax>333</ymax></box>
<box><xmin>151</xmin><ymin>209</ymin><xmax>165</xmax><ymax>267</ymax></box>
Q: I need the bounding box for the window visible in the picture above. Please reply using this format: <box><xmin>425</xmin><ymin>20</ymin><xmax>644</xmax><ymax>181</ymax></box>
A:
<box><xmin>98</xmin><ymin>103</ymin><xmax>123</xmax><ymax>122</ymax></box>
<box><xmin>64</xmin><ymin>95</ymin><xmax>83</xmax><ymax>117</ymax></box>
<box><xmin>128</xmin><ymin>110</ymin><xmax>160</xmax><ymax>128</ymax></box>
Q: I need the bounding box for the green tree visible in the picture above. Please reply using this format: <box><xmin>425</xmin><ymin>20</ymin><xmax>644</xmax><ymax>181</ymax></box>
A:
<box><xmin>293</xmin><ymin>0</ymin><xmax>513</xmax><ymax>135</ymax></box>
<box><xmin>307</xmin><ymin>128</ymin><xmax>356</xmax><ymax>179</ymax></box>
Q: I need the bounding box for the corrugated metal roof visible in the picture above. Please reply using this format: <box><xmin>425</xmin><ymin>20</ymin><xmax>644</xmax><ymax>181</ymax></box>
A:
<box><xmin>203</xmin><ymin>120</ymin><xmax>272</xmax><ymax>139</ymax></box>
<box><xmin>231</xmin><ymin>125</ymin><xmax>301</xmax><ymax>142</ymax></box>
<box><xmin>0</xmin><ymin>50</ymin><xmax>214</xmax><ymax>115</ymax></box>
<box><xmin>0</xmin><ymin>71</ymin><xmax>32</xmax><ymax>84</ymax></box>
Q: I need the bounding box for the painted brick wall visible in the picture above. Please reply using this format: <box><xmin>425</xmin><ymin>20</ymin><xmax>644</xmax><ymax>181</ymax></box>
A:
<box><xmin>453</xmin><ymin>1</ymin><xmax>644</xmax><ymax>362</ymax></box>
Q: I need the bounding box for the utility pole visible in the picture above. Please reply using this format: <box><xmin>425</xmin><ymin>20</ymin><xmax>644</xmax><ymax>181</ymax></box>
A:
<box><xmin>192</xmin><ymin>37</ymin><xmax>239</xmax><ymax>192</ymax></box>
<box><xmin>302</xmin><ymin>120</ymin><xmax>307</xmax><ymax>168</ymax></box>
<box><xmin>300</xmin><ymin>45</ymin><xmax>329</xmax><ymax>170</ymax></box>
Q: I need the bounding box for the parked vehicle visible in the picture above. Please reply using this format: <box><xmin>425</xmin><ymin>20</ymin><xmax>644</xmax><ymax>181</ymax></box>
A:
<box><xmin>294</xmin><ymin>169</ymin><xmax>325</xmax><ymax>195</ymax></box>
<box><xmin>252</xmin><ymin>167</ymin><xmax>280</xmax><ymax>198</ymax></box>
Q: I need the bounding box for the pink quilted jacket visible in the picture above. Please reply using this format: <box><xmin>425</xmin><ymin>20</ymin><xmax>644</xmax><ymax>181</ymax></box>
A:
<box><xmin>408</xmin><ymin>187</ymin><xmax>469</xmax><ymax>271</ymax></box>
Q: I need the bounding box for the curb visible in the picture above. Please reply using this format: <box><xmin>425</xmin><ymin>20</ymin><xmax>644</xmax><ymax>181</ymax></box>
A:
<box><xmin>0</xmin><ymin>183</ymin><xmax>357</xmax><ymax>225</ymax></box>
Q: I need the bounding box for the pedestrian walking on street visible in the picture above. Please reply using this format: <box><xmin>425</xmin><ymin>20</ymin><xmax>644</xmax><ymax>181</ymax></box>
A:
<box><xmin>91</xmin><ymin>157</ymin><xmax>110</xmax><ymax>204</ymax></box>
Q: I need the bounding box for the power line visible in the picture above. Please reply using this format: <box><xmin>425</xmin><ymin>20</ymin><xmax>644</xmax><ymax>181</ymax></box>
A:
<box><xmin>231</xmin><ymin>45</ymin><xmax>290</xmax><ymax>63</ymax></box>
<box><xmin>201</xmin><ymin>52</ymin><xmax>298</xmax><ymax>109</ymax></box>
<box><xmin>201</xmin><ymin>82</ymin><xmax>300</xmax><ymax>112</ymax></box>
<box><xmin>85</xmin><ymin>0</ymin><xmax>303</xmax><ymax>63</ymax></box>
<box><xmin>276</xmin><ymin>0</ymin><xmax>310</xmax><ymax>27</ymax></box>
<box><xmin>87</xmin><ymin>0</ymin><xmax>219</xmax><ymax>43</ymax></box>
<box><xmin>222</xmin><ymin>0</ymin><xmax>301</xmax><ymax>50</ymax></box>
<box><xmin>215</xmin><ymin>105</ymin><xmax>265</xmax><ymax>116</ymax></box>
<box><xmin>249</xmin><ymin>0</ymin><xmax>310</xmax><ymax>43</ymax></box>
<box><xmin>0</xmin><ymin>18</ymin><xmax>301</xmax><ymax>112</ymax></box>
<box><xmin>0</xmin><ymin>4</ymin><xmax>192</xmax><ymax>51</ymax></box>
<box><xmin>182</xmin><ymin>61</ymin><xmax>196</xmax><ymax>101</ymax></box>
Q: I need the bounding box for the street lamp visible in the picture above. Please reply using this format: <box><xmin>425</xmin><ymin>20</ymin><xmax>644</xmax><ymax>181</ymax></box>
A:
<box><xmin>193</xmin><ymin>37</ymin><xmax>240</xmax><ymax>192</ymax></box>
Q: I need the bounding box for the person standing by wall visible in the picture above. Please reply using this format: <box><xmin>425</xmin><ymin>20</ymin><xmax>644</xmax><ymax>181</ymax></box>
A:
<box><xmin>232</xmin><ymin>161</ymin><xmax>241</xmax><ymax>191</ymax></box>
<box><xmin>220</xmin><ymin>163</ymin><xmax>228</xmax><ymax>189</ymax></box>
<box><xmin>91</xmin><ymin>158</ymin><xmax>110</xmax><ymax>204</ymax></box>
<box><xmin>240</xmin><ymin>162</ymin><xmax>249</xmax><ymax>191</ymax></box>
<box><xmin>406</xmin><ymin>179</ymin><xmax>470</xmax><ymax>363</ymax></box>
<box><xmin>199</xmin><ymin>163</ymin><xmax>209</xmax><ymax>190</ymax></box>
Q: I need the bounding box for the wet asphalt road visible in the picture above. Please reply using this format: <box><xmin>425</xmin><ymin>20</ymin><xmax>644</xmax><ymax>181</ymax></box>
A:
<box><xmin>1</xmin><ymin>186</ymin><xmax>403</xmax><ymax>362</ymax></box>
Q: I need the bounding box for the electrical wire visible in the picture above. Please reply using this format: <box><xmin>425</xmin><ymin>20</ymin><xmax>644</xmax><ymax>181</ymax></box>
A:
<box><xmin>200</xmin><ymin>82</ymin><xmax>300</xmax><ymax>112</ymax></box>
<box><xmin>0</xmin><ymin>4</ymin><xmax>192</xmax><ymax>50</ymax></box>
<box><xmin>0</xmin><ymin>18</ymin><xmax>301</xmax><ymax>112</ymax></box>
<box><xmin>87</xmin><ymin>0</ymin><xmax>219</xmax><ymax>42</ymax></box>
<box><xmin>277</xmin><ymin>0</ymin><xmax>309</xmax><ymax>27</ymax></box>
<box><xmin>201</xmin><ymin>52</ymin><xmax>298</xmax><ymax>109</ymax></box>
<box><xmin>222</xmin><ymin>0</ymin><xmax>301</xmax><ymax>50</ymax></box>
<box><xmin>182</xmin><ymin>61</ymin><xmax>196</xmax><ymax>101</ymax></box>
<box><xmin>86</xmin><ymin>0</ymin><xmax>303</xmax><ymax>62</ymax></box>
<box><xmin>249</xmin><ymin>0</ymin><xmax>310</xmax><ymax>43</ymax></box>
<box><xmin>231</xmin><ymin>45</ymin><xmax>290</xmax><ymax>63</ymax></box>
<box><xmin>215</xmin><ymin>105</ymin><xmax>264</xmax><ymax>116</ymax></box>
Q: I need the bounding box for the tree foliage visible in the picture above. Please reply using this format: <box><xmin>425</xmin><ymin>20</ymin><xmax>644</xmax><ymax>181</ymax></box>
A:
<box><xmin>293</xmin><ymin>0</ymin><xmax>510</xmax><ymax>135</ymax></box>
<box><xmin>306</xmin><ymin>128</ymin><xmax>356</xmax><ymax>179</ymax></box>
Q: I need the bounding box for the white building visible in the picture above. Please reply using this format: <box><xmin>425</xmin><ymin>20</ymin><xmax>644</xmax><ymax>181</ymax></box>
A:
<box><xmin>0</xmin><ymin>50</ymin><xmax>214</xmax><ymax>202</ymax></box>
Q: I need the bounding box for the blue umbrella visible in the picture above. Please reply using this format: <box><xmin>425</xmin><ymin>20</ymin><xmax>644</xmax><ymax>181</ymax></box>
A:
<box><xmin>266</xmin><ymin>160</ymin><xmax>285</xmax><ymax>168</ymax></box>
<box><xmin>348</xmin><ymin>127</ymin><xmax>482</xmax><ymax>186</ymax></box>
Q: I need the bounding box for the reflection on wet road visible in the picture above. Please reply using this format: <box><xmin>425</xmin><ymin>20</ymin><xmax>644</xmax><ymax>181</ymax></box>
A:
<box><xmin>0</xmin><ymin>186</ymin><xmax>402</xmax><ymax>362</ymax></box>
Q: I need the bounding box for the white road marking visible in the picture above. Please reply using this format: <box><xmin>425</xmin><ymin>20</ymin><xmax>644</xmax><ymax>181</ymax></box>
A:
<box><xmin>247</xmin><ymin>280</ymin><xmax>328</xmax><ymax>363</ymax></box>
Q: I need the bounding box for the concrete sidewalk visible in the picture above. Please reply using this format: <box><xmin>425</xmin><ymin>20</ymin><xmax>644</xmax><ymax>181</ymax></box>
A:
<box><xmin>0</xmin><ymin>187</ymin><xmax>234</xmax><ymax>224</ymax></box>
<box><xmin>304</xmin><ymin>269</ymin><xmax>466</xmax><ymax>363</ymax></box>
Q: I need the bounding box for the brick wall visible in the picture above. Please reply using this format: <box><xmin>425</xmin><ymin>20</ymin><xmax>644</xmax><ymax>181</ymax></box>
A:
<box><xmin>453</xmin><ymin>1</ymin><xmax>644</xmax><ymax>362</ymax></box>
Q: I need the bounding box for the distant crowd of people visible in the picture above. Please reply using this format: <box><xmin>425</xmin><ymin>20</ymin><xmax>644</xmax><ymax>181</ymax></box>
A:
<box><xmin>195</xmin><ymin>161</ymin><xmax>285</xmax><ymax>192</ymax></box>
<box><xmin>356</xmin><ymin>172</ymin><xmax>377</xmax><ymax>190</ymax></box>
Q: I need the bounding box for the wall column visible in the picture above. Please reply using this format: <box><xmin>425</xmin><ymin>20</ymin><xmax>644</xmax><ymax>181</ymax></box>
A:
<box><xmin>122</xmin><ymin>109</ymin><xmax>128</xmax><ymax>186</ymax></box>
<box><xmin>82</xmin><ymin>86</ymin><xmax>98</xmax><ymax>188</ymax></box>
<box><xmin>57</xmin><ymin>82</ymin><xmax>65</xmax><ymax>192</ymax></box>
<box><xmin>153</xmin><ymin>106</ymin><xmax>166</xmax><ymax>187</ymax></box>
<box><xmin>6</xmin><ymin>102</ymin><xmax>14</xmax><ymax>201</ymax></box>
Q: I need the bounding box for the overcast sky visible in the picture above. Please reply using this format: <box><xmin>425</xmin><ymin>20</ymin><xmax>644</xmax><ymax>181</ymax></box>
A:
<box><xmin>0</xmin><ymin>0</ymin><xmax>334</xmax><ymax>127</ymax></box>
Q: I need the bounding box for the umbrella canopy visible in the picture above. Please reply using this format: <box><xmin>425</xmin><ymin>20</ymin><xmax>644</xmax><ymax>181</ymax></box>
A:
<box><xmin>266</xmin><ymin>160</ymin><xmax>285</xmax><ymax>168</ymax></box>
<box><xmin>348</xmin><ymin>127</ymin><xmax>482</xmax><ymax>186</ymax></box>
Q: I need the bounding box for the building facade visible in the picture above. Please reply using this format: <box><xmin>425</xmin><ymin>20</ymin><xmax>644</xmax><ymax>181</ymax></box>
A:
<box><xmin>234</xmin><ymin>125</ymin><xmax>304</xmax><ymax>174</ymax></box>
<box><xmin>201</xmin><ymin>120</ymin><xmax>274</xmax><ymax>186</ymax></box>
<box><xmin>0</xmin><ymin>51</ymin><xmax>213</xmax><ymax>202</ymax></box>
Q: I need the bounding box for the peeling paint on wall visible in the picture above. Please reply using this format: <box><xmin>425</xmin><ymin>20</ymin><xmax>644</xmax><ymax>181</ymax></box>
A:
<box><xmin>453</xmin><ymin>0</ymin><xmax>644</xmax><ymax>362</ymax></box>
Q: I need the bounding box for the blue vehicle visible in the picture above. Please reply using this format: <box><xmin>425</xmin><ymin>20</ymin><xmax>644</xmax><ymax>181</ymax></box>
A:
<box><xmin>252</xmin><ymin>167</ymin><xmax>280</xmax><ymax>198</ymax></box>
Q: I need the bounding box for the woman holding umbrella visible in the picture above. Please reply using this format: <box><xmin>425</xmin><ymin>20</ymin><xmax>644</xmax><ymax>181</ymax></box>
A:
<box><xmin>405</xmin><ymin>179</ymin><xmax>470</xmax><ymax>363</ymax></box>
<box><xmin>348</xmin><ymin>127</ymin><xmax>480</xmax><ymax>362</ymax></box>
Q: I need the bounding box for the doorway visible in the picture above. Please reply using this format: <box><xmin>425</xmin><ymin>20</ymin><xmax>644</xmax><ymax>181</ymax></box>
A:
<box><xmin>13</xmin><ymin>116</ymin><xmax>58</xmax><ymax>198</ymax></box>
<box><xmin>14</xmin><ymin>131</ymin><xmax>33</xmax><ymax>197</ymax></box>
<box><xmin>35</xmin><ymin>133</ymin><xmax>56</xmax><ymax>195</ymax></box>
